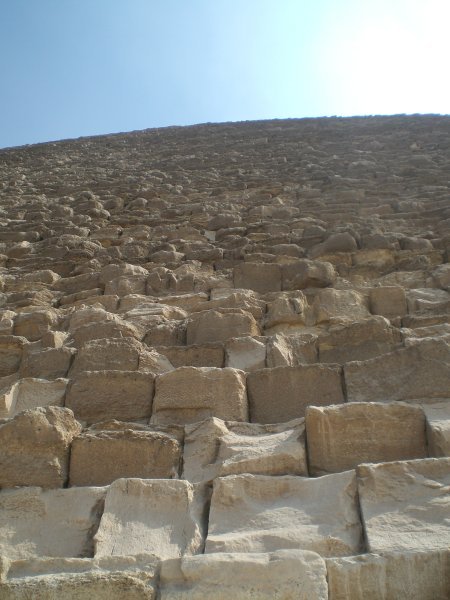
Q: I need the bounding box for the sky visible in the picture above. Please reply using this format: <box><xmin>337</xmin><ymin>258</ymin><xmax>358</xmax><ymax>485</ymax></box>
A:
<box><xmin>0</xmin><ymin>0</ymin><xmax>449</xmax><ymax>148</ymax></box>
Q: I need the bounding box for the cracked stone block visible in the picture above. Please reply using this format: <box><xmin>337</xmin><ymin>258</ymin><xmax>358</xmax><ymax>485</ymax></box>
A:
<box><xmin>357</xmin><ymin>457</ymin><xmax>450</xmax><ymax>552</ymax></box>
<box><xmin>0</xmin><ymin>486</ymin><xmax>106</xmax><ymax>559</ymax></box>
<box><xmin>0</xmin><ymin>407</ymin><xmax>81</xmax><ymax>488</ymax></box>
<box><xmin>0</xmin><ymin>336</ymin><xmax>27</xmax><ymax>377</ymax></box>
<box><xmin>313</xmin><ymin>289</ymin><xmax>370</xmax><ymax>324</ymax></box>
<box><xmin>69</xmin><ymin>421</ymin><xmax>183</xmax><ymax>486</ymax></box>
<box><xmin>186</xmin><ymin>309</ymin><xmax>260</xmax><ymax>345</ymax></box>
<box><xmin>20</xmin><ymin>346</ymin><xmax>75</xmax><ymax>379</ymax></box>
<box><xmin>152</xmin><ymin>367</ymin><xmax>248</xmax><ymax>425</ymax></box>
<box><xmin>160</xmin><ymin>550</ymin><xmax>328</xmax><ymax>600</ymax></box>
<box><xmin>205</xmin><ymin>472</ymin><xmax>362</xmax><ymax>557</ymax></box>
<box><xmin>183</xmin><ymin>417</ymin><xmax>307</xmax><ymax>482</ymax></box>
<box><xmin>423</xmin><ymin>402</ymin><xmax>450</xmax><ymax>457</ymax></box>
<box><xmin>281</xmin><ymin>259</ymin><xmax>336</xmax><ymax>290</ymax></box>
<box><xmin>66</xmin><ymin>371</ymin><xmax>154</xmax><ymax>425</ymax></box>
<box><xmin>94</xmin><ymin>479</ymin><xmax>209</xmax><ymax>560</ymax></box>
<box><xmin>369</xmin><ymin>285</ymin><xmax>407</xmax><ymax>319</ymax></box>
<box><xmin>224</xmin><ymin>336</ymin><xmax>266</xmax><ymax>371</ymax></box>
<box><xmin>233</xmin><ymin>262</ymin><xmax>282</xmax><ymax>293</ymax></box>
<box><xmin>0</xmin><ymin>377</ymin><xmax>68</xmax><ymax>419</ymax></box>
<box><xmin>306</xmin><ymin>402</ymin><xmax>427</xmax><ymax>475</ymax></box>
<box><xmin>247</xmin><ymin>364</ymin><xmax>344</xmax><ymax>423</ymax></box>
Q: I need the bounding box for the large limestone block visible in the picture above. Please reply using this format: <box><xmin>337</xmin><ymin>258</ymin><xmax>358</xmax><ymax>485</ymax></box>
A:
<box><xmin>205</xmin><ymin>472</ymin><xmax>362</xmax><ymax>557</ymax></box>
<box><xmin>369</xmin><ymin>285</ymin><xmax>407</xmax><ymax>319</ymax></box>
<box><xmin>152</xmin><ymin>367</ymin><xmax>247</xmax><ymax>425</ymax></box>
<box><xmin>0</xmin><ymin>335</ymin><xmax>27</xmax><ymax>377</ymax></box>
<box><xmin>94</xmin><ymin>479</ymin><xmax>209</xmax><ymax>559</ymax></box>
<box><xmin>183</xmin><ymin>417</ymin><xmax>307</xmax><ymax>482</ymax></box>
<box><xmin>224</xmin><ymin>336</ymin><xmax>266</xmax><ymax>371</ymax></box>
<box><xmin>20</xmin><ymin>345</ymin><xmax>75</xmax><ymax>379</ymax></box>
<box><xmin>423</xmin><ymin>402</ymin><xmax>450</xmax><ymax>457</ymax></box>
<box><xmin>317</xmin><ymin>316</ymin><xmax>400</xmax><ymax>363</ymax></box>
<box><xmin>160</xmin><ymin>550</ymin><xmax>328</xmax><ymax>600</ymax></box>
<box><xmin>186</xmin><ymin>309</ymin><xmax>260</xmax><ymax>345</ymax></box>
<box><xmin>313</xmin><ymin>289</ymin><xmax>370</xmax><ymax>323</ymax></box>
<box><xmin>344</xmin><ymin>339</ymin><xmax>450</xmax><ymax>402</ymax></box>
<box><xmin>233</xmin><ymin>262</ymin><xmax>281</xmax><ymax>293</ymax></box>
<box><xmin>69</xmin><ymin>421</ymin><xmax>183</xmax><ymax>486</ymax></box>
<box><xmin>0</xmin><ymin>407</ymin><xmax>81</xmax><ymax>488</ymax></box>
<box><xmin>357</xmin><ymin>457</ymin><xmax>450</xmax><ymax>552</ymax></box>
<box><xmin>247</xmin><ymin>364</ymin><xmax>344</xmax><ymax>423</ymax></box>
<box><xmin>157</xmin><ymin>343</ymin><xmax>224</xmax><ymax>368</ymax></box>
<box><xmin>0</xmin><ymin>377</ymin><xmax>67</xmax><ymax>418</ymax></box>
<box><xmin>326</xmin><ymin>550</ymin><xmax>450</xmax><ymax>600</ymax></box>
<box><xmin>66</xmin><ymin>371</ymin><xmax>154</xmax><ymax>424</ymax></box>
<box><xmin>0</xmin><ymin>555</ymin><xmax>158</xmax><ymax>599</ymax></box>
<box><xmin>282</xmin><ymin>259</ymin><xmax>336</xmax><ymax>290</ymax></box>
<box><xmin>266</xmin><ymin>333</ymin><xmax>318</xmax><ymax>366</ymax></box>
<box><xmin>14</xmin><ymin>310</ymin><xmax>59</xmax><ymax>341</ymax></box>
<box><xmin>0</xmin><ymin>486</ymin><xmax>106</xmax><ymax>559</ymax></box>
<box><xmin>306</xmin><ymin>402</ymin><xmax>427</xmax><ymax>475</ymax></box>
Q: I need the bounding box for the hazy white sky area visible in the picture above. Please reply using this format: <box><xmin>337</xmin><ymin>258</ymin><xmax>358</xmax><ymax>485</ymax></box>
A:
<box><xmin>0</xmin><ymin>0</ymin><xmax>448</xmax><ymax>148</ymax></box>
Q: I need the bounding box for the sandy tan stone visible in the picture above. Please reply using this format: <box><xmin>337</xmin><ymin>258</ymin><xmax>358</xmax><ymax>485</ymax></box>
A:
<box><xmin>152</xmin><ymin>367</ymin><xmax>247</xmax><ymax>425</ymax></box>
<box><xmin>20</xmin><ymin>345</ymin><xmax>75</xmax><ymax>379</ymax></box>
<box><xmin>94</xmin><ymin>478</ymin><xmax>209</xmax><ymax>559</ymax></box>
<box><xmin>282</xmin><ymin>259</ymin><xmax>336</xmax><ymax>290</ymax></box>
<box><xmin>247</xmin><ymin>364</ymin><xmax>344</xmax><ymax>423</ymax></box>
<box><xmin>224</xmin><ymin>336</ymin><xmax>266</xmax><ymax>371</ymax></box>
<box><xmin>357</xmin><ymin>457</ymin><xmax>450</xmax><ymax>552</ymax></box>
<box><xmin>0</xmin><ymin>335</ymin><xmax>27</xmax><ymax>377</ymax></box>
<box><xmin>313</xmin><ymin>289</ymin><xmax>370</xmax><ymax>323</ymax></box>
<box><xmin>0</xmin><ymin>486</ymin><xmax>106</xmax><ymax>559</ymax></box>
<box><xmin>233</xmin><ymin>262</ymin><xmax>281</xmax><ymax>293</ymax></box>
<box><xmin>66</xmin><ymin>371</ymin><xmax>154</xmax><ymax>424</ymax></box>
<box><xmin>423</xmin><ymin>402</ymin><xmax>450</xmax><ymax>457</ymax></box>
<box><xmin>306</xmin><ymin>402</ymin><xmax>427</xmax><ymax>475</ymax></box>
<box><xmin>0</xmin><ymin>377</ymin><xmax>67</xmax><ymax>419</ymax></box>
<box><xmin>157</xmin><ymin>343</ymin><xmax>224</xmax><ymax>368</ymax></box>
<box><xmin>205</xmin><ymin>472</ymin><xmax>362</xmax><ymax>557</ymax></box>
<box><xmin>0</xmin><ymin>407</ymin><xmax>81</xmax><ymax>488</ymax></box>
<box><xmin>326</xmin><ymin>550</ymin><xmax>450</xmax><ymax>600</ymax></box>
<box><xmin>369</xmin><ymin>285</ymin><xmax>407</xmax><ymax>319</ymax></box>
<box><xmin>160</xmin><ymin>550</ymin><xmax>328</xmax><ymax>600</ymax></box>
<box><xmin>183</xmin><ymin>417</ymin><xmax>307</xmax><ymax>482</ymax></box>
<box><xmin>186</xmin><ymin>309</ymin><xmax>260</xmax><ymax>345</ymax></box>
<box><xmin>69</xmin><ymin>421</ymin><xmax>183</xmax><ymax>486</ymax></box>
<box><xmin>266</xmin><ymin>333</ymin><xmax>318</xmax><ymax>366</ymax></box>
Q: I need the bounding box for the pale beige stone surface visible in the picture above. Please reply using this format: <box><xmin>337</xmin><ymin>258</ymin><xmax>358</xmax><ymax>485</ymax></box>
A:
<box><xmin>233</xmin><ymin>262</ymin><xmax>282</xmax><ymax>293</ymax></box>
<box><xmin>0</xmin><ymin>486</ymin><xmax>106</xmax><ymax>559</ymax></box>
<box><xmin>0</xmin><ymin>335</ymin><xmax>27</xmax><ymax>377</ymax></box>
<box><xmin>369</xmin><ymin>285</ymin><xmax>407</xmax><ymax>319</ymax></box>
<box><xmin>160</xmin><ymin>550</ymin><xmax>328</xmax><ymax>600</ymax></box>
<box><xmin>357</xmin><ymin>458</ymin><xmax>450</xmax><ymax>552</ymax></box>
<box><xmin>224</xmin><ymin>336</ymin><xmax>266</xmax><ymax>371</ymax></box>
<box><xmin>266</xmin><ymin>332</ymin><xmax>318</xmax><ymax>366</ymax></box>
<box><xmin>0</xmin><ymin>377</ymin><xmax>67</xmax><ymax>419</ymax></box>
<box><xmin>281</xmin><ymin>259</ymin><xmax>336</xmax><ymax>290</ymax></box>
<box><xmin>423</xmin><ymin>402</ymin><xmax>450</xmax><ymax>457</ymax></box>
<box><xmin>306</xmin><ymin>402</ymin><xmax>427</xmax><ymax>475</ymax></box>
<box><xmin>0</xmin><ymin>407</ymin><xmax>81</xmax><ymax>488</ymax></box>
<box><xmin>0</xmin><ymin>555</ymin><xmax>158</xmax><ymax>599</ymax></box>
<box><xmin>326</xmin><ymin>550</ymin><xmax>450</xmax><ymax>600</ymax></box>
<box><xmin>247</xmin><ymin>364</ymin><xmax>344</xmax><ymax>423</ymax></box>
<box><xmin>66</xmin><ymin>370</ymin><xmax>154</xmax><ymax>424</ymax></box>
<box><xmin>186</xmin><ymin>309</ymin><xmax>260</xmax><ymax>345</ymax></box>
<box><xmin>69</xmin><ymin>421</ymin><xmax>183</xmax><ymax>486</ymax></box>
<box><xmin>345</xmin><ymin>339</ymin><xmax>450</xmax><ymax>402</ymax></box>
<box><xmin>183</xmin><ymin>417</ymin><xmax>307</xmax><ymax>482</ymax></box>
<box><xmin>205</xmin><ymin>472</ymin><xmax>362</xmax><ymax>557</ymax></box>
<box><xmin>95</xmin><ymin>478</ymin><xmax>209</xmax><ymax>559</ymax></box>
<box><xmin>152</xmin><ymin>367</ymin><xmax>247</xmax><ymax>425</ymax></box>
<box><xmin>313</xmin><ymin>289</ymin><xmax>370</xmax><ymax>323</ymax></box>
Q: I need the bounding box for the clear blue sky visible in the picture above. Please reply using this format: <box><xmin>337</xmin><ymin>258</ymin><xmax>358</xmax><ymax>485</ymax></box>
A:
<box><xmin>1</xmin><ymin>0</ymin><xmax>449</xmax><ymax>148</ymax></box>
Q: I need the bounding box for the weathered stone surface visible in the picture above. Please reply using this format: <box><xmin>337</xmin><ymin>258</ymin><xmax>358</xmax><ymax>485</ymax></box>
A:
<box><xmin>0</xmin><ymin>486</ymin><xmax>106</xmax><ymax>559</ymax></box>
<box><xmin>157</xmin><ymin>343</ymin><xmax>224</xmax><ymax>368</ymax></box>
<box><xmin>0</xmin><ymin>555</ymin><xmax>158</xmax><ymax>600</ymax></box>
<box><xmin>233</xmin><ymin>262</ymin><xmax>281</xmax><ymax>293</ymax></box>
<box><xmin>0</xmin><ymin>377</ymin><xmax>67</xmax><ymax>418</ymax></box>
<box><xmin>183</xmin><ymin>417</ymin><xmax>307</xmax><ymax>482</ymax></box>
<box><xmin>66</xmin><ymin>371</ymin><xmax>154</xmax><ymax>424</ymax></box>
<box><xmin>247</xmin><ymin>364</ymin><xmax>344</xmax><ymax>423</ymax></box>
<box><xmin>423</xmin><ymin>402</ymin><xmax>450</xmax><ymax>457</ymax></box>
<box><xmin>20</xmin><ymin>345</ymin><xmax>75</xmax><ymax>379</ymax></box>
<box><xmin>313</xmin><ymin>289</ymin><xmax>370</xmax><ymax>323</ymax></box>
<box><xmin>0</xmin><ymin>407</ymin><xmax>81</xmax><ymax>488</ymax></box>
<box><xmin>224</xmin><ymin>336</ymin><xmax>266</xmax><ymax>371</ymax></box>
<box><xmin>69</xmin><ymin>421</ymin><xmax>183</xmax><ymax>486</ymax></box>
<box><xmin>152</xmin><ymin>367</ymin><xmax>247</xmax><ymax>425</ymax></box>
<box><xmin>205</xmin><ymin>472</ymin><xmax>362</xmax><ymax>557</ymax></box>
<box><xmin>0</xmin><ymin>335</ymin><xmax>27</xmax><ymax>377</ymax></box>
<box><xmin>306</xmin><ymin>402</ymin><xmax>427</xmax><ymax>475</ymax></box>
<box><xmin>369</xmin><ymin>285</ymin><xmax>408</xmax><ymax>319</ymax></box>
<box><xmin>282</xmin><ymin>259</ymin><xmax>336</xmax><ymax>290</ymax></box>
<box><xmin>357</xmin><ymin>458</ymin><xmax>450</xmax><ymax>552</ymax></box>
<box><xmin>186</xmin><ymin>309</ymin><xmax>260</xmax><ymax>345</ymax></box>
<box><xmin>345</xmin><ymin>339</ymin><xmax>450</xmax><ymax>402</ymax></box>
<box><xmin>326</xmin><ymin>551</ymin><xmax>450</xmax><ymax>600</ymax></box>
<box><xmin>160</xmin><ymin>550</ymin><xmax>328</xmax><ymax>600</ymax></box>
<box><xmin>266</xmin><ymin>333</ymin><xmax>318</xmax><ymax>366</ymax></box>
<box><xmin>95</xmin><ymin>479</ymin><xmax>209</xmax><ymax>559</ymax></box>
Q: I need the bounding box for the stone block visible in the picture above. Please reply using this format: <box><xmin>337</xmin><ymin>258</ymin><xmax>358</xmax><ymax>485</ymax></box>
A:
<box><xmin>266</xmin><ymin>333</ymin><xmax>318</xmax><ymax>366</ymax></box>
<box><xmin>205</xmin><ymin>472</ymin><xmax>362</xmax><ymax>557</ymax></box>
<box><xmin>326</xmin><ymin>550</ymin><xmax>450</xmax><ymax>600</ymax></box>
<box><xmin>344</xmin><ymin>339</ymin><xmax>450</xmax><ymax>402</ymax></box>
<box><xmin>160</xmin><ymin>550</ymin><xmax>328</xmax><ymax>600</ymax></box>
<box><xmin>69</xmin><ymin>421</ymin><xmax>183</xmax><ymax>486</ymax></box>
<box><xmin>183</xmin><ymin>417</ymin><xmax>307</xmax><ymax>482</ymax></box>
<box><xmin>313</xmin><ymin>289</ymin><xmax>370</xmax><ymax>323</ymax></box>
<box><xmin>152</xmin><ymin>367</ymin><xmax>247</xmax><ymax>425</ymax></box>
<box><xmin>0</xmin><ymin>407</ymin><xmax>81</xmax><ymax>488</ymax></box>
<box><xmin>0</xmin><ymin>335</ymin><xmax>27</xmax><ymax>377</ymax></box>
<box><xmin>423</xmin><ymin>402</ymin><xmax>450</xmax><ymax>457</ymax></box>
<box><xmin>306</xmin><ymin>402</ymin><xmax>427</xmax><ymax>475</ymax></box>
<box><xmin>157</xmin><ymin>344</ymin><xmax>224</xmax><ymax>368</ymax></box>
<box><xmin>357</xmin><ymin>457</ymin><xmax>450</xmax><ymax>552</ymax></box>
<box><xmin>282</xmin><ymin>259</ymin><xmax>336</xmax><ymax>290</ymax></box>
<box><xmin>94</xmin><ymin>479</ymin><xmax>209</xmax><ymax>559</ymax></box>
<box><xmin>0</xmin><ymin>377</ymin><xmax>67</xmax><ymax>419</ymax></box>
<box><xmin>369</xmin><ymin>285</ymin><xmax>407</xmax><ymax>319</ymax></box>
<box><xmin>14</xmin><ymin>310</ymin><xmax>59</xmax><ymax>341</ymax></box>
<box><xmin>247</xmin><ymin>365</ymin><xmax>344</xmax><ymax>423</ymax></box>
<box><xmin>0</xmin><ymin>486</ymin><xmax>106</xmax><ymax>559</ymax></box>
<box><xmin>66</xmin><ymin>371</ymin><xmax>154</xmax><ymax>424</ymax></box>
<box><xmin>20</xmin><ymin>346</ymin><xmax>75</xmax><ymax>379</ymax></box>
<box><xmin>224</xmin><ymin>336</ymin><xmax>266</xmax><ymax>371</ymax></box>
<box><xmin>186</xmin><ymin>309</ymin><xmax>260</xmax><ymax>345</ymax></box>
<box><xmin>233</xmin><ymin>262</ymin><xmax>281</xmax><ymax>293</ymax></box>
